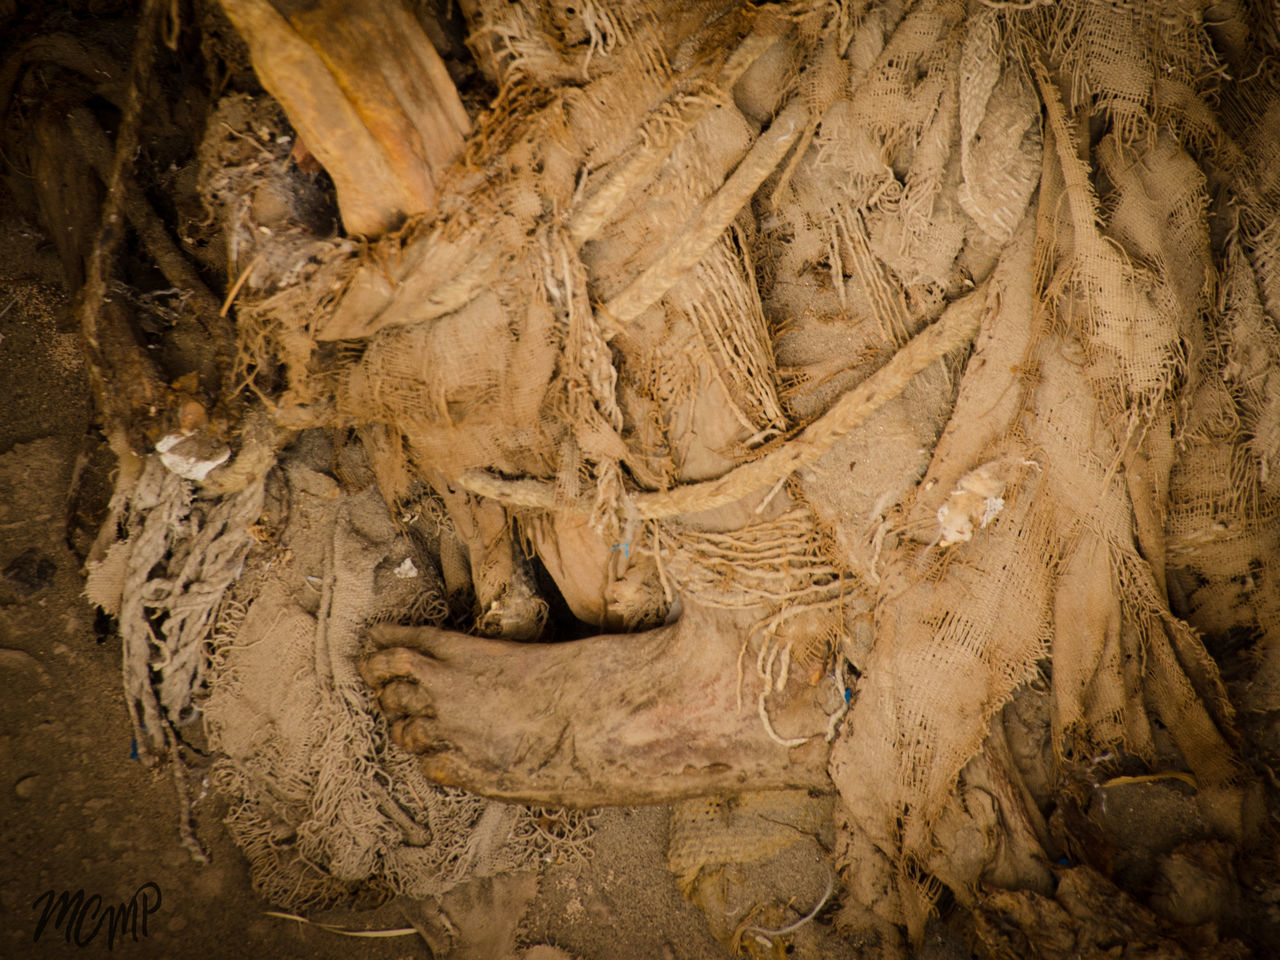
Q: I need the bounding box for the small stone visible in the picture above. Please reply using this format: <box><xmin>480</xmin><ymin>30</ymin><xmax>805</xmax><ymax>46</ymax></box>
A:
<box><xmin>2</xmin><ymin>548</ymin><xmax>56</xmax><ymax>596</ymax></box>
<box><xmin>586</xmin><ymin>897</ymin><xmax>615</xmax><ymax>924</ymax></box>
<box><xmin>13</xmin><ymin>774</ymin><xmax>37</xmax><ymax>799</ymax></box>
<box><xmin>177</xmin><ymin>400</ymin><xmax>208</xmax><ymax>433</ymax></box>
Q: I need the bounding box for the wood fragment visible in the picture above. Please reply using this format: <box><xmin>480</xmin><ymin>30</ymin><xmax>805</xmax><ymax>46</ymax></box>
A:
<box><xmin>65</xmin><ymin>107</ymin><xmax>233</xmax><ymax>372</ymax></box>
<box><xmin>75</xmin><ymin>0</ymin><xmax>168</xmax><ymax>449</ymax></box>
<box><xmin>218</xmin><ymin>0</ymin><xmax>469</xmax><ymax>236</ymax></box>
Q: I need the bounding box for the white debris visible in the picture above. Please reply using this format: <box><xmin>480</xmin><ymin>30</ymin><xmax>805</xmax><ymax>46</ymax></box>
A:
<box><xmin>393</xmin><ymin>557</ymin><xmax>419</xmax><ymax>579</ymax></box>
<box><xmin>935</xmin><ymin>461</ymin><xmax>1010</xmax><ymax>546</ymax></box>
<box><xmin>156</xmin><ymin>432</ymin><xmax>231</xmax><ymax>482</ymax></box>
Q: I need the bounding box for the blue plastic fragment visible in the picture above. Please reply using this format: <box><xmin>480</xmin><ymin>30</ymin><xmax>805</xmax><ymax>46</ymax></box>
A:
<box><xmin>844</xmin><ymin>688</ymin><xmax>852</xmax><ymax>704</ymax></box>
<box><xmin>129</xmin><ymin>738</ymin><xmax>138</xmax><ymax>760</ymax></box>
<box><xmin>611</xmin><ymin>541</ymin><xmax>630</xmax><ymax>558</ymax></box>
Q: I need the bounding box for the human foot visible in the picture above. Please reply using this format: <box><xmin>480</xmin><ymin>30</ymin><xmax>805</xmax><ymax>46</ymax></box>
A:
<box><xmin>359</xmin><ymin>603</ymin><xmax>833</xmax><ymax>807</ymax></box>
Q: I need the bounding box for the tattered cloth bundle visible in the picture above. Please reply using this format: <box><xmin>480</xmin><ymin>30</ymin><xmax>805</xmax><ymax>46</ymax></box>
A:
<box><xmin>87</xmin><ymin>430</ymin><xmax>595</xmax><ymax>908</ymax></box>
<box><xmin>71</xmin><ymin>0</ymin><xmax>1280</xmax><ymax>956</ymax></box>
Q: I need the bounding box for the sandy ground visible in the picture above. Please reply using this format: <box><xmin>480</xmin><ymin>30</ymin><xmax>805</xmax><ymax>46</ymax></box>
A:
<box><xmin>0</xmin><ymin>196</ymin><xmax>738</xmax><ymax>960</ymax></box>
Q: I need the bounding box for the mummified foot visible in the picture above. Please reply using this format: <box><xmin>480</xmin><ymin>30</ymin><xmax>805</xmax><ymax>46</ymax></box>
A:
<box><xmin>359</xmin><ymin>603</ymin><xmax>833</xmax><ymax>806</ymax></box>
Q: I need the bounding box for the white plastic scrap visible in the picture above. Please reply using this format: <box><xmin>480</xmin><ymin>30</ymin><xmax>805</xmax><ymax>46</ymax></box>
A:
<box><xmin>156</xmin><ymin>432</ymin><xmax>231</xmax><ymax>482</ymax></box>
<box><xmin>393</xmin><ymin>557</ymin><xmax>419</xmax><ymax>579</ymax></box>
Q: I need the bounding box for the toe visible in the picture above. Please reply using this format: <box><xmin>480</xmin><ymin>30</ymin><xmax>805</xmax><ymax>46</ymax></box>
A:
<box><xmin>390</xmin><ymin>715</ymin><xmax>440</xmax><ymax>754</ymax></box>
<box><xmin>367</xmin><ymin>623</ymin><xmax>448</xmax><ymax>654</ymax></box>
<box><xmin>378</xmin><ymin>679</ymin><xmax>434</xmax><ymax>719</ymax></box>
<box><xmin>421</xmin><ymin>752</ymin><xmax>467</xmax><ymax>789</ymax></box>
<box><xmin>360</xmin><ymin>646</ymin><xmax>436</xmax><ymax>687</ymax></box>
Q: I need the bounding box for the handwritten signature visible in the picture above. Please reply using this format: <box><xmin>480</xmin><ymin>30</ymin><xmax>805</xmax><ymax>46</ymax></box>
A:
<box><xmin>31</xmin><ymin>881</ymin><xmax>162</xmax><ymax>949</ymax></box>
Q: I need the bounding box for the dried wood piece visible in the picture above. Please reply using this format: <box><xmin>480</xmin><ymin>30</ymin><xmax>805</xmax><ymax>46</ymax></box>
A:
<box><xmin>219</xmin><ymin>0</ymin><xmax>469</xmax><ymax>236</ymax></box>
<box><xmin>66</xmin><ymin>107</ymin><xmax>233</xmax><ymax>374</ymax></box>
<box><xmin>74</xmin><ymin>0</ymin><xmax>169</xmax><ymax>451</ymax></box>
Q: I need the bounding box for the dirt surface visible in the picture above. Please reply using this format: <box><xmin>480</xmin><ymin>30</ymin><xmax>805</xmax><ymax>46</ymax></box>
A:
<box><xmin>0</xmin><ymin>190</ymin><xmax>739</xmax><ymax>959</ymax></box>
